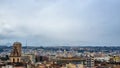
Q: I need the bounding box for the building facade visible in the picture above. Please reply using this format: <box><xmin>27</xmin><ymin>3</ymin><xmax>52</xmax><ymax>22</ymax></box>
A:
<box><xmin>10</xmin><ymin>42</ymin><xmax>22</xmax><ymax>63</ymax></box>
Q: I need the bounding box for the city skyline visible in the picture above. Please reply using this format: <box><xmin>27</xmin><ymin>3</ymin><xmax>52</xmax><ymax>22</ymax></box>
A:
<box><xmin>0</xmin><ymin>0</ymin><xmax>120</xmax><ymax>46</ymax></box>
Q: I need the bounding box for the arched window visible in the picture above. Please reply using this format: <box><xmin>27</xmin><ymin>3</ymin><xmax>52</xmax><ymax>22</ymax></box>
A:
<box><xmin>17</xmin><ymin>58</ymin><xmax>19</xmax><ymax>62</ymax></box>
<box><xmin>13</xmin><ymin>58</ymin><xmax>15</xmax><ymax>63</ymax></box>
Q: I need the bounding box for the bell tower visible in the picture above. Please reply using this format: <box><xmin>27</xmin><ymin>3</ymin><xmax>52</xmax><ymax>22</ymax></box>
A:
<box><xmin>10</xmin><ymin>42</ymin><xmax>22</xmax><ymax>63</ymax></box>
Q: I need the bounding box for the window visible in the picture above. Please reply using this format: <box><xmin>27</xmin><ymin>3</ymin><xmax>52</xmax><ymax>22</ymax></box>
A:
<box><xmin>17</xmin><ymin>58</ymin><xmax>19</xmax><ymax>62</ymax></box>
<box><xmin>13</xmin><ymin>58</ymin><xmax>15</xmax><ymax>62</ymax></box>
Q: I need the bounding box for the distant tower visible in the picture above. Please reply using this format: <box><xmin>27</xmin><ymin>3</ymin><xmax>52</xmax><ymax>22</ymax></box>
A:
<box><xmin>26</xmin><ymin>40</ymin><xmax>28</xmax><ymax>54</ymax></box>
<box><xmin>10</xmin><ymin>42</ymin><xmax>22</xmax><ymax>63</ymax></box>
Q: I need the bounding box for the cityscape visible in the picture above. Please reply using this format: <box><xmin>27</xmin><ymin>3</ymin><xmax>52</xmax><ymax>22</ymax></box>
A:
<box><xmin>0</xmin><ymin>42</ymin><xmax>120</xmax><ymax>68</ymax></box>
<box><xmin>0</xmin><ymin>0</ymin><xmax>120</xmax><ymax>68</ymax></box>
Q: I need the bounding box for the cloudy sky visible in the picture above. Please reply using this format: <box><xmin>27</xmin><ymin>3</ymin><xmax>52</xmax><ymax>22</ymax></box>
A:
<box><xmin>0</xmin><ymin>0</ymin><xmax>120</xmax><ymax>46</ymax></box>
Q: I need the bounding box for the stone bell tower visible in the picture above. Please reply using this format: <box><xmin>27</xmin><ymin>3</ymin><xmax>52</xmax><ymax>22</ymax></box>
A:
<box><xmin>10</xmin><ymin>42</ymin><xmax>22</xmax><ymax>63</ymax></box>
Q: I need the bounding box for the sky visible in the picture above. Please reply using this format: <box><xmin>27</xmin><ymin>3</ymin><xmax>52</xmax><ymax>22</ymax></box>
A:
<box><xmin>0</xmin><ymin>0</ymin><xmax>120</xmax><ymax>46</ymax></box>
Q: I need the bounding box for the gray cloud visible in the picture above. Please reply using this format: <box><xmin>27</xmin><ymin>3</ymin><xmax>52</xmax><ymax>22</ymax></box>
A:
<box><xmin>0</xmin><ymin>0</ymin><xmax>120</xmax><ymax>46</ymax></box>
